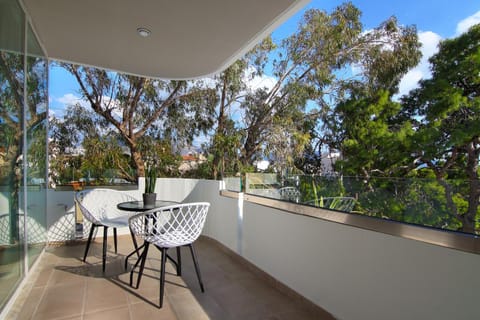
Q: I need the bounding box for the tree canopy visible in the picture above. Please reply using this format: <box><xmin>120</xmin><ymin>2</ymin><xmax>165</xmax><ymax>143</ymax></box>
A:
<box><xmin>48</xmin><ymin>3</ymin><xmax>480</xmax><ymax>234</ymax></box>
<box><xmin>400</xmin><ymin>24</ymin><xmax>480</xmax><ymax>233</ymax></box>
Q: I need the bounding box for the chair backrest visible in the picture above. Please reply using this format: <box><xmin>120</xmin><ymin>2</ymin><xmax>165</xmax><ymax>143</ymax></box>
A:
<box><xmin>75</xmin><ymin>189</ymin><xmax>138</xmax><ymax>225</ymax></box>
<box><xmin>129</xmin><ymin>202</ymin><xmax>210</xmax><ymax>248</ymax></box>
<box><xmin>279</xmin><ymin>186</ymin><xmax>300</xmax><ymax>201</ymax></box>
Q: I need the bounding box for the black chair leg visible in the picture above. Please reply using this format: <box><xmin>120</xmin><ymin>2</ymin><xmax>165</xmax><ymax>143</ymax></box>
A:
<box><xmin>102</xmin><ymin>226</ymin><xmax>108</xmax><ymax>272</ymax></box>
<box><xmin>189</xmin><ymin>243</ymin><xmax>204</xmax><ymax>292</ymax></box>
<box><xmin>125</xmin><ymin>228</ymin><xmax>142</xmax><ymax>270</ymax></box>
<box><xmin>83</xmin><ymin>224</ymin><xmax>96</xmax><ymax>262</ymax></box>
<box><xmin>159</xmin><ymin>247</ymin><xmax>167</xmax><ymax>308</ymax></box>
<box><xmin>113</xmin><ymin>228</ymin><xmax>118</xmax><ymax>253</ymax></box>
<box><xmin>176</xmin><ymin>247</ymin><xmax>182</xmax><ymax>276</ymax></box>
<box><xmin>129</xmin><ymin>243</ymin><xmax>145</xmax><ymax>287</ymax></box>
<box><xmin>132</xmin><ymin>242</ymin><xmax>150</xmax><ymax>289</ymax></box>
<box><xmin>131</xmin><ymin>230</ymin><xmax>140</xmax><ymax>257</ymax></box>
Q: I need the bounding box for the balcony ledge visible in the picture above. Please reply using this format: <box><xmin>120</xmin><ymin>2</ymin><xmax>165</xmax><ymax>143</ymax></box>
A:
<box><xmin>220</xmin><ymin>189</ymin><xmax>480</xmax><ymax>255</ymax></box>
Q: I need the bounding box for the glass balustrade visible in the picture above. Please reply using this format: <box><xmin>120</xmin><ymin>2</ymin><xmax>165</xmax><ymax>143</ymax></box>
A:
<box><xmin>224</xmin><ymin>173</ymin><xmax>476</xmax><ymax>235</ymax></box>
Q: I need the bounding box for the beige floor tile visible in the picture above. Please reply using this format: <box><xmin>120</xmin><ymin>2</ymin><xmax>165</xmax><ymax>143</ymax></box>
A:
<box><xmin>32</xmin><ymin>266</ymin><xmax>53</xmax><ymax>288</ymax></box>
<box><xmin>83</xmin><ymin>306</ymin><xmax>130</xmax><ymax>320</ymax></box>
<box><xmin>9</xmin><ymin>287</ymin><xmax>44</xmax><ymax>320</ymax></box>
<box><xmin>47</xmin><ymin>268</ymin><xmax>87</xmax><ymax>287</ymax></box>
<box><xmin>184</xmin><ymin>291</ymin><xmax>227</xmax><ymax>320</ymax></box>
<box><xmin>167</xmin><ymin>291</ymin><xmax>210</xmax><ymax>320</ymax></box>
<box><xmin>130</xmin><ymin>299</ymin><xmax>178</xmax><ymax>319</ymax></box>
<box><xmin>32</xmin><ymin>282</ymin><xmax>85</xmax><ymax>320</ymax></box>
<box><xmin>84</xmin><ymin>277</ymin><xmax>129</xmax><ymax>313</ymax></box>
<box><xmin>7</xmin><ymin>235</ymin><xmax>336</xmax><ymax>320</ymax></box>
<box><xmin>121</xmin><ymin>269</ymin><xmax>162</xmax><ymax>305</ymax></box>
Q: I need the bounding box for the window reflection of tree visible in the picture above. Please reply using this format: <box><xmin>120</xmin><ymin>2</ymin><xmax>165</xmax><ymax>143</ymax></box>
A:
<box><xmin>0</xmin><ymin>52</ymin><xmax>47</xmax><ymax>243</ymax></box>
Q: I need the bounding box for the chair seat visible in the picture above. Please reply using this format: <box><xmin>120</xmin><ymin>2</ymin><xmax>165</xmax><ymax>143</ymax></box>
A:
<box><xmin>145</xmin><ymin>230</ymin><xmax>190</xmax><ymax>248</ymax></box>
<box><xmin>101</xmin><ymin>215</ymin><xmax>129</xmax><ymax>228</ymax></box>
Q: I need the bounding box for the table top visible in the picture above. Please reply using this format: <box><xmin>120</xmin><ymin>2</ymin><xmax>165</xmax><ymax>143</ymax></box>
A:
<box><xmin>117</xmin><ymin>200</ymin><xmax>179</xmax><ymax>212</ymax></box>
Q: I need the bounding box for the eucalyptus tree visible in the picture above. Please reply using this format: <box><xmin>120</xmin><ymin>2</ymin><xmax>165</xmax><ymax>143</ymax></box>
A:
<box><xmin>0</xmin><ymin>52</ymin><xmax>47</xmax><ymax>242</ymax></box>
<box><xmin>207</xmin><ymin>60</ymin><xmax>246</xmax><ymax>179</ymax></box>
<box><xmin>61</xmin><ymin>63</ymin><xmax>215</xmax><ymax>177</ymax></box>
<box><xmin>401</xmin><ymin>24</ymin><xmax>480</xmax><ymax>233</ymax></box>
<box><xmin>49</xmin><ymin>102</ymin><xmax>132</xmax><ymax>182</ymax></box>
<box><xmin>199</xmin><ymin>35</ymin><xmax>313</xmax><ymax>177</ymax></box>
<box><xmin>239</xmin><ymin>2</ymin><xmax>420</xmax><ymax>173</ymax></box>
<box><xmin>306</xmin><ymin>8</ymin><xmax>420</xmax><ymax>170</ymax></box>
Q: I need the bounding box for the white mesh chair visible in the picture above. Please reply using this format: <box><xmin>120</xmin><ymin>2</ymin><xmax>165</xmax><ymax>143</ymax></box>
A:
<box><xmin>279</xmin><ymin>186</ymin><xmax>301</xmax><ymax>202</ymax></box>
<box><xmin>75</xmin><ymin>189</ymin><xmax>138</xmax><ymax>272</ymax></box>
<box><xmin>128</xmin><ymin>202</ymin><xmax>210</xmax><ymax>308</ymax></box>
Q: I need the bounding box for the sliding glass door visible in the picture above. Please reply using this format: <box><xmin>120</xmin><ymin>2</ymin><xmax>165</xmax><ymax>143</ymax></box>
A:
<box><xmin>0</xmin><ymin>0</ymin><xmax>47</xmax><ymax>310</ymax></box>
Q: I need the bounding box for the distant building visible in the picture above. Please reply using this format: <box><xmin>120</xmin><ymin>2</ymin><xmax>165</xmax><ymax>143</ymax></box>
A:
<box><xmin>320</xmin><ymin>152</ymin><xmax>340</xmax><ymax>174</ymax></box>
<box><xmin>178</xmin><ymin>150</ymin><xmax>206</xmax><ymax>174</ymax></box>
<box><xmin>254</xmin><ymin>160</ymin><xmax>270</xmax><ymax>171</ymax></box>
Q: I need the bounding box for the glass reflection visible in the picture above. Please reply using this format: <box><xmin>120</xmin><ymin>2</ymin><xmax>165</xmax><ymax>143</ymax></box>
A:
<box><xmin>0</xmin><ymin>0</ymin><xmax>25</xmax><ymax>309</ymax></box>
<box><xmin>0</xmin><ymin>0</ymin><xmax>47</xmax><ymax>310</ymax></box>
<box><xmin>25</xmin><ymin>24</ymin><xmax>47</xmax><ymax>268</ymax></box>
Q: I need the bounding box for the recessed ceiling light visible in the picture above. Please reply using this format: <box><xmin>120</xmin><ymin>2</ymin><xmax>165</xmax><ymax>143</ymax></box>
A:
<box><xmin>137</xmin><ymin>27</ymin><xmax>151</xmax><ymax>38</ymax></box>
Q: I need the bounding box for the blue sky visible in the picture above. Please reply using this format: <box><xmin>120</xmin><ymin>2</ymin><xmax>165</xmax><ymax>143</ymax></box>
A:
<box><xmin>49</xmin><ymin>1</ymin><xmax>480</xmax><ymax>116</ymax></box>
<box><xmin>273</xmin><ymin>0</ymin><xmax>480</xmax><ymax>39</ymax></box>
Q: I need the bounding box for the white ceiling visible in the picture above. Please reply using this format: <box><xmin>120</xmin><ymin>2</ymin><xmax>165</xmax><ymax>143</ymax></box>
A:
<box><xmin>21</xmin><ymin>0</ymin><xmax>308</xmax><ymax>79</ymax></box>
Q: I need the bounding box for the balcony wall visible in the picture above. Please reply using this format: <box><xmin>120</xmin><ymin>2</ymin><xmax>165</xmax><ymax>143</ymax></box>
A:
<box><xmin>43</xmin><ymin>179</ymin><xmax>480</xmax><ymax>320</ymax></box>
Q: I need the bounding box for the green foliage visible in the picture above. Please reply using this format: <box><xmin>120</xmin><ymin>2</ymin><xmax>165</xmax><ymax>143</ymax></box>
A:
<box><xmin>297</xmin><ymin>175</ymin><xmax>347</xmax><ymax>203</ymax></box>
<box><xmin>293</xmin><ymin>174</ymin><xmax>464</xmax><ymax>231</ymax></box>
<box><xmin>294</xmin><ymin>3</ymin><xmax>420</xmax><ymax>174</ymax></box>
<box><xmin>333</xmin><ymin>90</ymin><xmax>414</xmax><ymax>176</ymax></box>
<box><xmin>137</xmin><ymin>136</ymin><xmax>180</xmax><ymax>177</ymax></box>
<box><xmin>401</xmin><ymin>23</ymin><xmax>480</xmax><ymax>233</ymax></box>
<box><xmin>144</xmin><ymin>161</ymin><xmax>157</xmax><ymax>194</ymax></box>
<box><xmin>81</xmin><ymin>134</ymin><xmax>134</xmax><ymax>182</ymax></box>
<box><xmin>45</xmin><ymin>4</ymin><xmax>479</xmax><ymax>236</ymax></box>
<box><xmin>59</xmin><ymin>62</ymin><xmax>215</xmax><ymax>179</ymax></box>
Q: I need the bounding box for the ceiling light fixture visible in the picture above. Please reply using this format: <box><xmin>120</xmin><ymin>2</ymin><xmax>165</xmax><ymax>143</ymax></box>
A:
<box><xmin>137</xmin><ymin>27</ymin><xmax>151</xmax><ymax>38</ymax></box>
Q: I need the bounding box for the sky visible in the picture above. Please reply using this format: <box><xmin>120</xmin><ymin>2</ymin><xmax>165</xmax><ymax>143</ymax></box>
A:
<box><xmin>49</xmin><ymin>0</ymin><xmax>480</xmax><ymax>116</ymax></box>
<box><xmin>271</xmin><ymin>0</ymin><xmax>480</xmax><ymax>97</ymax></box>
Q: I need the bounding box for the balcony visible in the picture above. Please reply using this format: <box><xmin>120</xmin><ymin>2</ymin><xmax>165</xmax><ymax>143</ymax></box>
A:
<box><xmin>3</xmin><ymin>178</ymin><xmax>480</xmax><ymax>320</ymax></box>
<box><xmin>6</xmin><ymin>235</ymin><xmax>331</xmax><ymax>320</ymax></box>
<box><xmin>3</xmin><ymin>0</ymin><xmax>479</xmax><ymax>319</ymax></box>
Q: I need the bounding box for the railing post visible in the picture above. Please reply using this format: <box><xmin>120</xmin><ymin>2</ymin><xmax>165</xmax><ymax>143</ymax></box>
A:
<box><xmin>237</xmin><ymin>192</ymin><xmax>244</xmax><ymax>255</ymax></box>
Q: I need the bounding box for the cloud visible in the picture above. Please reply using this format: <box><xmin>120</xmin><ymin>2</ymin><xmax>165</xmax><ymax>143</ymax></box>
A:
<box><xmin>52</xmin><ymin>93</ymin><xmax>126</xmax><ymax>121</ymax></box>
<box><xmin>56</xmin><ymin>93</ymin><xmax>89</xmax><ymax>108</ymax></box>
<box><xmin>243</xmin><ymin>66</ymin><xmax>277</xmax><ymax>92</ymax></box>
<box><xmin>397</xmin><ymin>31</ymin><xmax>442</xmax><ymax>97</ymax></box>
<box><xmin>456</xmin><ymin>10</ymin><xmax>480</xmax><ymax>35</ymax></box>
<box><xmin>397</xmin><ymin>9</ymin><xmax>480</xmax><ymax>97</ymax></box>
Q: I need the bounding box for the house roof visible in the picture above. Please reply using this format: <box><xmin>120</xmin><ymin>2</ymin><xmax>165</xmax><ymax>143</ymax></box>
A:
<box><xmin>21</xmin><ymin>0</ymin><xmax>308</xmax><ymax>79</ymax></box>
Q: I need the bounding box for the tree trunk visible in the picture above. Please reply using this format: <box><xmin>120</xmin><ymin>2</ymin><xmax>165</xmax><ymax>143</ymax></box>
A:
<box><xmin>131</xmin><ymin>148</ymin><xmax>145</xmax><ymax>177</ymax></box>
<box><xmin>7</xmin><ymin>144</ymin><xmax>21</xmax><ymax>244</ymax></box>
<box><xmin>211</xmin><ymin>75</ymin><xmax>228</xmax><ymax>180</ymax></box>
<box><xmin>240</xmin><ymin>133</ymin><xmax>258</xmax><ymax>167</ymax></box>
<box><xmin>462</xmin><ymin>141</ymin><xmax>480</xmax><ymax>234</ymax></box>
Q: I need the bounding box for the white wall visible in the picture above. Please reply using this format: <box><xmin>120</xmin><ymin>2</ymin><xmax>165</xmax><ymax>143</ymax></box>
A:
<box><xmin>45</xmin><ymin>179</ymin><xmax>230</xmax><ymax>241</ymax></box>
<box><xmin>44</xmin><ymin>180</ymin><xmax>480</xmax><ymax>319</ymax></box>
<box><xmin>202</xmin><ymin>190</ymin><xmax>480</xmax><ymax>320</ymax></box>
<box><xmin>238</xmin><ymin>202</ymin><xmax>480</xmax><ymax>320</ymax></box>
<box><xmin>46</xmin><ymin>190</ymin><xmax>76</xmax><ymax>241</ymax></box>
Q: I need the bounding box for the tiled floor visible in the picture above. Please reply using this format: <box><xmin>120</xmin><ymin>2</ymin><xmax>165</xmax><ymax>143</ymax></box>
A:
<box><xmin>6</xmin><ymin>235</ymin><xmax>335</xmax><ymax>320</ymax></box>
